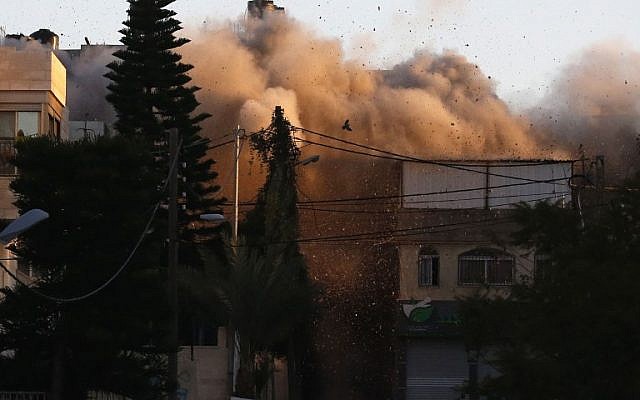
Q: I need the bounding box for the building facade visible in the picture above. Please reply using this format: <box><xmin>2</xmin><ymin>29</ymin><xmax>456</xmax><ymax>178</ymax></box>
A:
<box><xmin>394</xmin><ymin>160</ymin><xmax>573</xmax><ymax>400</ymax></box>
<box><xmin>0</xmin><ymin>40</ymin><xmax>68</xmax><ymax>289</ymax></box>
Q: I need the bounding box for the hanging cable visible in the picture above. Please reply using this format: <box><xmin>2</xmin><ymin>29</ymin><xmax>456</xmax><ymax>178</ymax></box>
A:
<box><xmin>293</xmin><ymin>133</ymin><xmax>572</xmax><ymax>184</ymax></box>
<box><xmin>0</xmin><ymin>136</ymin><xmax>185</xmax><ymax>303</ymax></box>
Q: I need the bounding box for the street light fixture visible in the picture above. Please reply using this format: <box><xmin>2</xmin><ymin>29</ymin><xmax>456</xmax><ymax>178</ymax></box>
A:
<box><xmin>199</xmin><ymin>213</ymin><xmax>226</xmax><ymax>222</ymax></box>
<box><xmin>296</xmin><ymin>155</ymin><xmax>320</xmax><ymax>166</ymax></box>
<box><xmin>0</xmin><ymin>209</ymin><xmax>49</xmax><ymax>244</ymax></box>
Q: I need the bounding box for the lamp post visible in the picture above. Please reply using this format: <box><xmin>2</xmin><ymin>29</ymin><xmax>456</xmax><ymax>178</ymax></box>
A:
<box><xmin>0</xmin><ymin>208</ymin><xmax>49</xmax><ymax>289</ymax></box>
<box><xmin>168</xmin><ymin>126</ymin><xmax>227</xmax><ymax>400</ymax></box>
<box><xmin>168</xmin><ymin>129</ymin><xmax>179</xmax><ymax>400</ymax></box>
<box><xmin>0</xmin><ymin>209</ymin><xmax>58</xmax><ymax>398</ymax></box>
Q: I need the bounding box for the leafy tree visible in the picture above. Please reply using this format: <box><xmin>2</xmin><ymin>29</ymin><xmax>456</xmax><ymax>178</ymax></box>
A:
<box><xmin>458</xmin><ymin>192</ymin><xmax>640</xmax><ymax>399</ymax></box>
<box><xmin>233</xmin><ymin>107</ymin><xmax>313</xmax><ymax>399</ymax></box>
<box><xmin>0</xmin><ymin>136</ymin><xmax>168</xmax><ymax>399</ymax></box>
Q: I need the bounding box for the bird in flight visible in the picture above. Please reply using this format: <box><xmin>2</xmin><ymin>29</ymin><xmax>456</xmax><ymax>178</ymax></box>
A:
<box><xmin>342</xmin><ymin>119</ymin><xmax>352</xmax><ymax>131</ymax></box>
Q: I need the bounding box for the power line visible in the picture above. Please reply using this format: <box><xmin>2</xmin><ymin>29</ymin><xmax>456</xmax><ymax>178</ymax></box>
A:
<box><xmin>208</xmin><ymin>139</ymin><xmax>235</xmax><ymax>150</ymax></box>
<box><xmin>295</xmin><ymin>136</ymin><xmax>569</xmax><ymax>185</ymax></box>
<box><xmin>295</xmin><ymin>191</ymin><xmax>571</xmax><ymax>212</ymax></box>
<box><xmin>297</xmin><ymin>194</ymin><xmax>569</xmax><ymax>215</ymax></box>
<box><xmin>221</xmin><ymin>179</ymin><xmax>570</xmax><ymax>208</ymax></box>
<box><xmin>296</xmin><ymin>216</ymin><xmax>514</xmax><ymax>244</ymax></box>
<box><xmin>207</xmin><ymin>129</ymin><xmax>264</xmax><ymax>151</ymax></box>
<box><xmin>293</xmin><ymin>126</ymin><xmax>574</xmax><ymax>184</ymax></box>
<box><xmin>0</xmin><ymin>137</ymin><xmax>186</xmax><ymax>303</ymax></box>
<box><xmin>0</xmin><ymin>203</ymin><xmax>160</xmax><ymax>303</ymax></box>
<box><xmin>298</xmin><ymin>220</ymin><xmax>515</xmax><ymax>246</ymax></box>
<box><xmin>297</xmin><ymin>126</ymin><xmax>574</xmax><ymax>167</ymax></box>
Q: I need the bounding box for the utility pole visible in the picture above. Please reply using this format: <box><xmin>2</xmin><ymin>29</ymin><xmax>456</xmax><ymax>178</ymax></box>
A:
<box><xmin>50</xmin><ymin>306</ymin><xmax>64</xmax><ymax>400</ymax></box>
<box><xmin>227</xmin><ymin>125</ymin><xmax>243</xmax><ymax>397</ymax></box>
<box><xmin>234</xmin><ymin>125</ymin><xmax>241</xmax><ymax>241</ymax></box>
<box><xmin>168</xmin><ymin>128</ymin><xmax>179</xmax><ymax>400</ymax></box>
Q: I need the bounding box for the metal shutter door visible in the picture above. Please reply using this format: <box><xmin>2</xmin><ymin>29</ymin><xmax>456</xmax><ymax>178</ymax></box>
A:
<box><xmin>406</xmin><ymin>340</ymin><xmax>468</xmax><ymax>400</ymax></box>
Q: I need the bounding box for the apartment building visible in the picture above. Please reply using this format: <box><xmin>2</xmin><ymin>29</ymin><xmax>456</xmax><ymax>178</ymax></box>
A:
<box><xmin>393</xmin><ymin>160</ymin><xmax>573</xmax><ymax>400</ymax></box>
<box><xmin>0</xmin><ymin>35</ymin><xmax>68</xmax><ymax>288</ymax></box>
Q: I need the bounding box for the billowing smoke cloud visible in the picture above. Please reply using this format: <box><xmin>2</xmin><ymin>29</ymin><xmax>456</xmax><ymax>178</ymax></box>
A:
<box><xmin>56</xmin><ymin>46</ymin><xmax>117</xmax><ymax>123</ymax></box>
<box><xmin>183</xmin><ymin>15</ymin><xmax>559</xmax><ymax>160</ymax></box>
<box><xmin>531</xmin><ymin>40</ymin><xmax>640</xmax><ymax>181</ymax></box>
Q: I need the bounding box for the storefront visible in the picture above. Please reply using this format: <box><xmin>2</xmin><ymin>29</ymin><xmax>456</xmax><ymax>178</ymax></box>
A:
<box><xmin>397</xmin><ymin>299</ymin><xmax>490</xmax><ymax>400</ymax></box>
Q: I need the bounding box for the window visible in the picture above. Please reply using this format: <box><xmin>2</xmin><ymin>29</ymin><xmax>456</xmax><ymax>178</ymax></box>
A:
<box><xmin>0</xmin><ymin>112</ymin><xmax>14</xmax><ymax>138</ymax></box>
<box><xmin>0</xmin><ymin>111</ymin><xmax>40</xmax><ymax>137</ymax></box>
<box><xmin>0</xmin><ymin>111</ymin><xmax>40</xmax><ymax>175</ymax></box>
<box><xmin>534</xmin><ymin>253</ymin><xmax>552</xmax><ymax>280</ymax></box>
<box><xmin>16</xmin><ymin>259</ymin><xmax>33</xmax><ymax>279</ymax></box>
<box><xmin>48</xmin><ymin>113</ymin><xmax>61</xmax><ymax>138</ymax></box>
<box><xmin>458</xmin><ymin>248</ymin><xmax>514</xmax><ymax>286</ymax></box>
<box><xmin>418</xmin><ymin>247</ymin><xmax>439</xmax><ymax>286</ymax></box>
<box><xmin>17</xmin><ymin>112</ymin><xmax>39</xmax><ymax>137</ymax></box>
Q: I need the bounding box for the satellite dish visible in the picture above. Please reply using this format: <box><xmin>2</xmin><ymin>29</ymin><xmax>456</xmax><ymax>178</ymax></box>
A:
<box><xmin>0</xmin><ymin>209</ymin><xmax>49</xmax><ymax>244</ymax></box>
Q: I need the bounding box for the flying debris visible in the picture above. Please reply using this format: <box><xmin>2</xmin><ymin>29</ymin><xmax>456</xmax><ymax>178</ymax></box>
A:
<box><xmin>342</xmin><ymin>119</ymin><xmax>352</xmax><ymax>131</ymax></box>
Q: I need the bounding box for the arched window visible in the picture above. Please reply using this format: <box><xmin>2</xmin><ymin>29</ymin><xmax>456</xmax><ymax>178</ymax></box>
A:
<box><xmin>458</xmin><ymin>248</ymin><xmax>514</xmax><ymax>286</ymax></box>
<box><xmin>418</xmin><ymin>247</ymin><xmax>439</xmax><ymax>287</ymax></box>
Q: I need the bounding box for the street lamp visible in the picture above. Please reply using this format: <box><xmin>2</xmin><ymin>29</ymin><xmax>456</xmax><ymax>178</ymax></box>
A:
<box><xmin>199</xmin><ymin>213</ymin><xmax>225</xmax><ymax>222</ymax></box>
<box><xmin>296</xmin><ymin>155</ymin><xmax>320</xmax><ymax>166</ymax></box>
<box><xmin>0</xmin><ymin>208</ymin><xmax>49</xmax><ymax>244</ymax></box>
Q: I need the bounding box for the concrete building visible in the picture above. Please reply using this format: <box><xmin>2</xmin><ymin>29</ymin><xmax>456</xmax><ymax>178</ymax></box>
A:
<box><xmin>393</xmin><ymin>160</ymin><xmax>573</xmax><ymax>400</ymax></box>
<box><xmin>0</xmin><ymin>37</ymin><xmax>69</xmax><ymax>289</ymax></box>
<box><xmin>247</xmin><ymin>0</ymin><xmax>285</xmax><ymax>18</ymax></box>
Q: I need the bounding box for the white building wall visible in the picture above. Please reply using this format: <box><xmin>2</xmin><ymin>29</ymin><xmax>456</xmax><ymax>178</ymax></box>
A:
<box><xmin>403</xmin><ymin>161</ymin><xmax>572</xmax><ymax>209</ymax></box>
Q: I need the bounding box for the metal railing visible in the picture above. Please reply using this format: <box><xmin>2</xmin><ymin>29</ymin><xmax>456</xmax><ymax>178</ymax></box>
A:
<box><xmin>86</xmin><ymin>391</ymin><xmax>131</xmax><ymax>400</ymax></box>
<box><xmin>0</xmin><ymin>393</ymin><xmax>47</xmax><ymax>400</ymax></box>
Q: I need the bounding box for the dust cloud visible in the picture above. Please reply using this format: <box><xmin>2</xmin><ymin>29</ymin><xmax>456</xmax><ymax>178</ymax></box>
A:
<box><xmin>183</xmin><ymin>14</ymin><xmax>560</xmax><ymax>160</ymax></box>
<box><xmin>531</xmin><ymin>40</ymin><xmax>640</xmax><ymax>181</ymax></box>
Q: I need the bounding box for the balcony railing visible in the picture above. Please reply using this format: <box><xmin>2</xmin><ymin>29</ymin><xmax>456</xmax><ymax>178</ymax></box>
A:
<box><xmin>0</xmin><ymin>393</ymin><xmax>47</xmax><ymax>400</ymax></box>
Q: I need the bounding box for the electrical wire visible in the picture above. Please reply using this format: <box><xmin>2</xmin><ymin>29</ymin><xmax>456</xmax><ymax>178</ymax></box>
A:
<box><xmin>0</xmin><ymin>137</ymin><xmax>185</xmax><ymax>303</ymax></box>
<box><xmin>296</xmin><ymin>126</ymin><xmax>574</xmax><ymax>167</ymax></box>
<box><xmin>293</xmin><ymin>126</ymin><xmax>574</xmax><ymax>184</ymax></box>
<box><xmin>219</xmin><ymin>192</ymin><xmax>569</xmax><ymax>216</ymax></box>
<box><xmin>0</xmin><ymin>203</ymin><xmax>159</xmax><ymax>303</ymax></box>
<box><xmin>295</xmin><ymin>216</ymin><xmax>514</xmax><ymax>244</ymax></box>
<box><xmin>208</xmin><ymin>139</ymin><xmax>235</xmax><ymax>150</ymax></box>
<box><xmin>207</xmin><ymin>129</ymin><xmax>264</xmax><ymax>151</ymax></box>
<box><xmin>221</xmin><ymin>179</ymin><xmax>569</xmax><ymax>208</ymax></box>
<box><xmin>294</xmin><ymin>192</ymin><xmax>571</xmax><ymax>213</ymax></box>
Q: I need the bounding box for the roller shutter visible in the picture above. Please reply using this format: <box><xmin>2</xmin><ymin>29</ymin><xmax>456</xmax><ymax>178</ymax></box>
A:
<box><xmin>406</xmin><ymin>340</ymin><xmax>468</xmax><ymax>400</ymax></box>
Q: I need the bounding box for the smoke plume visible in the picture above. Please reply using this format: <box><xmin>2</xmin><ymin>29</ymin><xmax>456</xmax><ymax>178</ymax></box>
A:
<box><xmin>183</xmin><ymin>15</ymin><xmax>559</xmax><ymax>160</ymax></box>
<box><xmin>57</xmin><ymin>46</ymin><xmax>117</xmax><ymax>123</ymax></box>
<box><xmin>531</xmin><ymin>40</ymin><xmax>640</xmax><ymax>181</ymax></box>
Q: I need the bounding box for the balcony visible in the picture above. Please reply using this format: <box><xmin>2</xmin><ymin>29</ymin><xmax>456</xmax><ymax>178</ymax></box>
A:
<box><xmin>0</xmin><ymin>393</ymin><xmax>47</xmax><ymax>400</ymax></box>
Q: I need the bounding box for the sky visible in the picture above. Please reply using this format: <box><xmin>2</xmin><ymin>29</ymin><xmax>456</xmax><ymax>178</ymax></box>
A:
<box><xmin>2</xmin><ymin>0</ymin><xmax>640</xmax><ymax>108</ymax></box>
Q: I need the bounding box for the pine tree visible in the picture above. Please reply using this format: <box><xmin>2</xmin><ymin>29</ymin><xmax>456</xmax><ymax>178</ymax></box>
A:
<box><xmin>105</xmin><ymin>0</ymin><xmax>222</xmax><ymax>263</ymax></box>
<box><xmin>104</xmin><ymin>4</ymin><xmax>225</xmax><ymax>397</ymax></box>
